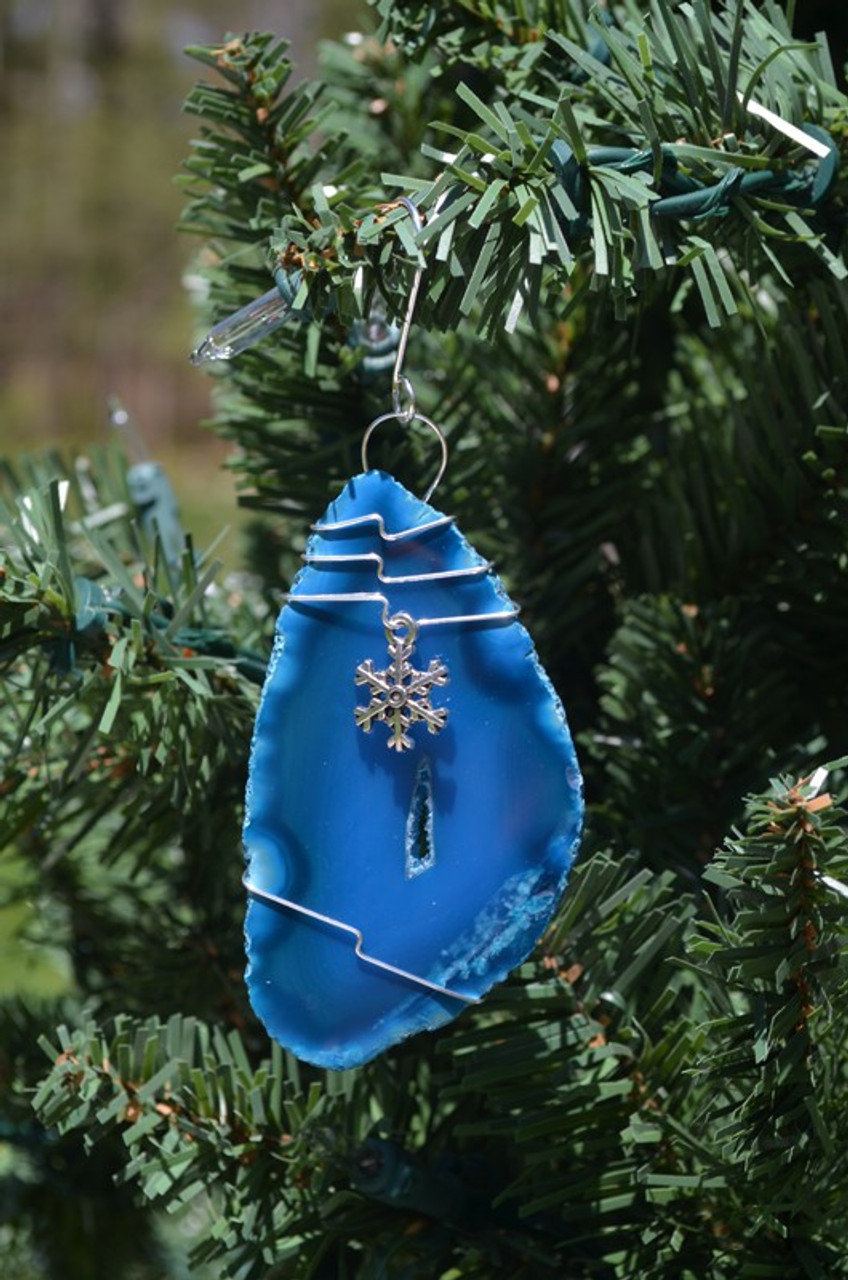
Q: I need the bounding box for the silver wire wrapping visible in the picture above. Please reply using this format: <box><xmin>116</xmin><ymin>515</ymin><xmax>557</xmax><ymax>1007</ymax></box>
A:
<box><xmin>242</xmin><ymin>875</ymin><xmax>479</xmax><ymax>1004</ymax></box>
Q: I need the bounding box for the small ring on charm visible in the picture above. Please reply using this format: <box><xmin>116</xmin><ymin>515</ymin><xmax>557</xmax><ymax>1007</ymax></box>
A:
<box><xmin>386</xmin><ymin>611</ymin><xmax>417</xmax><ymax>642</ymax></box>
<box><xmin>361</xmin><ymin>411</ymin><xmax>449</xmax><ymax>504</ymax></box>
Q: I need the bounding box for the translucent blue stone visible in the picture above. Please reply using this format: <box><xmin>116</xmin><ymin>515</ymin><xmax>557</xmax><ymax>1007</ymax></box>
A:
<box><xmin>243</xmin><ymin>471</ymin><xmax>583</xmax><ymax>1069</ymax></box>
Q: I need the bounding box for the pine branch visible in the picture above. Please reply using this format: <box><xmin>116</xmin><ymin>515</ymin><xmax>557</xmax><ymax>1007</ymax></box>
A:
<box><xmin>31</xmin><ymin>1015</ymin><xmax>342</xmax><ymax>1279</ymax></box>
<box><xmin>24</xmin><ymin>854</ymin><xmax>709</xmax><ymax>1278</ymax></box>
<box><xmin>179</xmin><ymin>14</ymin><xmax>848</xmax><ymax>632</ymax></box>
<box><xmin>0</xmin><ymin>451</ymin><xmax>267</xmax><ymax>1033</ymax></box>
<box><xmin>686</xmin><ymin>774</ymin><xmax>848</xmax><ymax>1274</ymax></box>
<box><xmin>204</xmin><ymin>2</ymin><xmax>848</xmax><ymax>338</ymax></box>
<box><xmin>24</xmin><ymin>807</ymin><xmax>848</xmax><ymax>1276</ymax></box>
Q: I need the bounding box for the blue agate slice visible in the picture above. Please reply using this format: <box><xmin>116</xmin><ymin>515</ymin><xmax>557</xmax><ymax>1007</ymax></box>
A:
<box><xmin>243</xmin><ymin>470</ymin><xmax>583</xmax><ymax>1069</ymax></box>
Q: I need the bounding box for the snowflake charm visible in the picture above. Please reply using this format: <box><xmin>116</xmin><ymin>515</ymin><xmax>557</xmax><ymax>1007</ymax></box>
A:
<box><xmin>354</xmin><ymin>613</ymin><xmax>449</xmax><ymax>752</ymax></box>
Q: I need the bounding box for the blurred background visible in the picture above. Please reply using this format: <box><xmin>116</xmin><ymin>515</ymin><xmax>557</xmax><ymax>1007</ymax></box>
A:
<box><xmin>0</xmin><ymin>0</ymin><xmax>366</xmax><ymax>554</ymax></box>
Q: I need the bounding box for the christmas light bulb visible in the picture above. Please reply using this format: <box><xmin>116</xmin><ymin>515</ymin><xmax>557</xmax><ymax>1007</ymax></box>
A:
<box><xmin>108</xmin><ymin>396</ymin><xmax>149</xmax><ymax>464</ymax></box>
<box><xmin>190</xmin><ymin>285</ymin><xmax>296</xmax><ymax>366</ymax></box>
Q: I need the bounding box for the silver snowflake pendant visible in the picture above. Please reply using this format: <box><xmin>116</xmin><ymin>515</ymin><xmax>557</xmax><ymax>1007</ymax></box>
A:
<box><xmin>354</xmin><ymin>613</ymin><xmax>449</xmax><ymax>752</ymax></box>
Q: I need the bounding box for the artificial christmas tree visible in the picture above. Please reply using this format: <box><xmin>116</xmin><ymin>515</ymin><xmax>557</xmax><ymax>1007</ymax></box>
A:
<box><xmin>3</xmin><ymin>2</ymin><xmax>848</xmax><ymax>1276</ymax></box>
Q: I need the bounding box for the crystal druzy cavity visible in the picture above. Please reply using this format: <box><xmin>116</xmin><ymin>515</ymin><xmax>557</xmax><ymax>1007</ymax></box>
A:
<box><xmin>243</xmin><ymin>470</ymin><xmax>583</xmax><ymax>1069</ymax></box>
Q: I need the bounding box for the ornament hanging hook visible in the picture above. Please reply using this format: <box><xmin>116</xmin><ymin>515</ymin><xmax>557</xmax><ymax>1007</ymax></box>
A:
<box><xmin>360</xmin><ymin>197</ymin><xmax>449</xmax><ymax>504</ymax></box>
<box><xmin>388</xmin><ymin>196</ymin><xmax>424</xmax><ymax>424</ymax></box>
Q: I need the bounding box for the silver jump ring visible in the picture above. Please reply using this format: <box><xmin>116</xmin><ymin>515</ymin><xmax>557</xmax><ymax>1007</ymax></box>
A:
<box><xmin>361</xmin><ymin>411</ymin><xmax>449</xmax><ymax>504</ymax></box>
<box><xmin>386</xmin><ymin>612</ymin><xmax>417</xmax><ymax>642</ymax></box>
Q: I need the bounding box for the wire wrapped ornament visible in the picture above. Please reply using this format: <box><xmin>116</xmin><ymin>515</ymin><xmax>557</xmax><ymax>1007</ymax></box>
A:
<box><xmin>242</xmin><ymin>201</ymin><xmax>583</xmax><ymax>1069</ymax></box>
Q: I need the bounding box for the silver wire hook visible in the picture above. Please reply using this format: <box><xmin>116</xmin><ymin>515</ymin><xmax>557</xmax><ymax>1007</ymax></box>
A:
<box><xmin>390</xmin><ymin>196</ymin><xmax>424</xmax><ymax>423</ymax></box>
<box><xmin>359</xmin><ymin>197</ymin><xmax>450</xmax><ymax>505</ymax></box>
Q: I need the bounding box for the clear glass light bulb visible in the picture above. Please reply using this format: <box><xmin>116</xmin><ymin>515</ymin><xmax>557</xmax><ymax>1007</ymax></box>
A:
<box><xmin>190</xmin><ymin>286</ymin><xmax>294</xmax><ymax>366</ymax></box>
<box><xmin>108</xmin><ymin>395</ymin><xmax>150</xmax><ymax>463</ymax></box>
